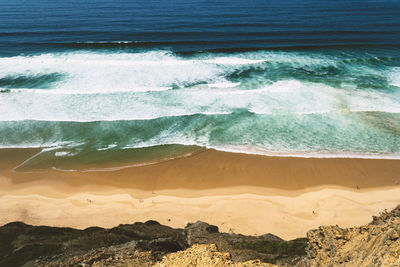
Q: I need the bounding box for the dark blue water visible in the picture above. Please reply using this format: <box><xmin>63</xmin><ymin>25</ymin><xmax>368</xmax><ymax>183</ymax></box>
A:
<box><xmin>1</xmin><ymin>0</ymin><xmax>400</xmax><ymax>170</ymax></box>
<box><xmin>1</xmin><ymin>0</ymin><xmax>400</xmax><ymax>56</ymax></box>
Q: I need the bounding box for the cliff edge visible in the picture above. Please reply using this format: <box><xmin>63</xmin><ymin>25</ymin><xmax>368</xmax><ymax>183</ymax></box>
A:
<box><xmin>1</xmin><ymin>206</ymin><xmax>400</xmax><ymax>266</ymax></box>
<box><xmin>297</xmin><ymin>205</ymin><xmax>400</xmax><ymax>266</ymax></box>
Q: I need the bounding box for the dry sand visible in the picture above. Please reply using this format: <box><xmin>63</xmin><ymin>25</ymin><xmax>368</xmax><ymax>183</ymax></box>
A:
<box><xmin>1</xmin><ymin>148</ymin><xmax>400</xmax><ymax>239</ymax></box>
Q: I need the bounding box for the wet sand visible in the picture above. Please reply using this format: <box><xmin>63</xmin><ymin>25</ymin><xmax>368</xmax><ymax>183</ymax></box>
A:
<box><xmin>1</xmin><ymin>148</ymin><xmax>400</xmax><ymax>239</ymax></box>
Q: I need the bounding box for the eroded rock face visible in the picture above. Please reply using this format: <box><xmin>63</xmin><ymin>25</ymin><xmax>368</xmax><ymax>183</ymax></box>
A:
<box><xmin>0</xmin><ymin>220</ymin><xmax>186</xmax><ymax>267</ymax></box>
<box><xmin>3</xmin><ymin>206</ymin><xmax>400</xmax><ymax>267</ymax></box>
<box><xmin>298</xmin><ymin>206</ymin><xmax>400</xmax><ymax>267</ymax></box>
<box><xmin>184</xmin><ymin>221</ymin><xmax>306</xmax><ymax>265</ymax></box>
<box><xmin>0</xmin><ymin>220</ymin><xmax>306</xmax><ymax>266</ymax></box>
<box><xmin>154</xmin><ymin>244</ymin><xmax>278</xmax><ymax>267</ymax></box>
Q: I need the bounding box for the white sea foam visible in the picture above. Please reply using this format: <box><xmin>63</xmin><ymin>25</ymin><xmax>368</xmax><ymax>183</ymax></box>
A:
<box><xmin>0</xmin><ymin>51</ymin><xmax>222</xmax><ymax>93</ymax></box>
<box><xmin>208</xmin><ymin>81</ymin><xmax>241</xmax><ymax>88</ymax></box>
<box><xmin>0</xmin><ymin>51</ymin><xmax>273</xmax><ymax>94</ymax></box>
<box><xmin>389</xmin><ymin>67</ymin><xmax>400</xmax><ymax>88</ymax></box>
<box><xmin>208</xmin><ymin>145</ymin><xmax>400</xmax><ymax>160</ymax></box>
<box><xmin>202</xmin><ymin>57</ymin><xmax>267</xmax><ymax>65</ymax></box>
<box><xmin>3</xmin><ymin>141</ymin><xmax>400</xmax><ymax>160</ymax></box>
<box><xmin>1</xmin><ymin>79</ymin><xmax>400</xmax><ymax>122</ymax></box>
<box><xmin>0</xmin><ymin>50</ymin><xmax>341</xmax><ymax>95</ymax></box>
<box><xmin>97</xmin><ymin>144</ymin><xmax>118</xmax><ymax>151</ymax></box>
<box><xmin>55</xmin><ymin>151</ymin><xmax>78</xmax><ymax>157</ymax></box>
<box><xmin>0</xmin><ymin>50</ymin><xmax>399</xmax><ymax>157</ymax></box>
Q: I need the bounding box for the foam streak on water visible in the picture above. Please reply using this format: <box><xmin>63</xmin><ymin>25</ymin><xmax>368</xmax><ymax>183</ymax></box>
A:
<box><xmin>0</xmin><ymin>49</ymin><xmax>399</xmax><ymax>164</ymax></box>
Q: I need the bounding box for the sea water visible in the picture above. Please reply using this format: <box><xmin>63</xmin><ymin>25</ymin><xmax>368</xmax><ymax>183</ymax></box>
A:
<box><xmin>0</xmin><ymin>0</ymin><xmax>399</xmax><ymax>170</ymax></box>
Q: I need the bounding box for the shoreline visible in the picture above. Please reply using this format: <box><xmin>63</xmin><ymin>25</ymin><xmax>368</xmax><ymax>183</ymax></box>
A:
<box><xmin>1</xmin><ymin>147</ymin><xmax>400</xmax><ymax>239</ymax></box>
<box><xmin>2</xmin><ymin>148</ymin><xmax>400</xmax><ymax>190</ymax></box>
<box><xmin>209</xmin><ymin>145</ymin><xmax>400</xmax><ymax>160</ymax></box>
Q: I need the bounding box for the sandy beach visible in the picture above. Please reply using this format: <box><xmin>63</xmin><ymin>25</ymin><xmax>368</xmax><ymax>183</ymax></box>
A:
<box><xmin>1</xmin><ymin>148</ymin><xmax>400</xmax><ymax>240</ymax></box>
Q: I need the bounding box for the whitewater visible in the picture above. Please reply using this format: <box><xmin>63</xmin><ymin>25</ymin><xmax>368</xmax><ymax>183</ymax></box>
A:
<box><xmin>0</xmin><ymin>49</ymin><xmax>399</xmax><ymax>164</ymax></box>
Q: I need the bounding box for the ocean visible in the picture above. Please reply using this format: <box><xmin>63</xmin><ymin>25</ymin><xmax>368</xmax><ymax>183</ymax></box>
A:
<box><xmin>0</xmin><ymin>0</ymin><xmax>400</xmax><ymax>171</ymax></box>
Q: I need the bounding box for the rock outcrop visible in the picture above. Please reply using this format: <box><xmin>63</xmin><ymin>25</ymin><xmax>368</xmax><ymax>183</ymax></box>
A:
<box><xmin>0</xmin><ymin>220</ymin><xmax>306</xmax><ymax>266</ymax></box>
<box><xmin>298</xmin><ymin>205</ymin><xmax>400</xmax><ymax>266</ymax></box>
<box><xmin>2</xmin><ymin>205</ymin><xmax>400</xmax><ymax>266</ymax></box>
<box><xmin>184</xmin><ymin>221</ymin><xmax>306</xmax><ymax>265</ymax></box>
<box><xmin>155</xmin><ymin>244</ymin><xmax>277</xmax><ymax>267</ymax></box>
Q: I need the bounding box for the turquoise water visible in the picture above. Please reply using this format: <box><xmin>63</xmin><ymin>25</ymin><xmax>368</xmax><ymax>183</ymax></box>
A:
<box><xmin>0</xmin><ymin>0</ymin><xmax>400</xmax><ymax>169</ymax></box>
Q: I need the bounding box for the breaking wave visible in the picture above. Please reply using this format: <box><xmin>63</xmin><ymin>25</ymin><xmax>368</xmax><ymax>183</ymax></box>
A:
<box><xmin>0</xmin><ymin>49</ymin><xmax>399</xmax><ymax>161</ymax></box>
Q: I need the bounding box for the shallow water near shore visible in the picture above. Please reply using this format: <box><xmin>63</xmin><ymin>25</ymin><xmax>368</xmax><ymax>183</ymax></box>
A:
<box><xmin>1</xmin><ymin>0</ymin><xmax>400</xmax><ymax>165</ymax></box>
<box><xmin>13</xmin><ymin>144</ymin><xmax>204</xmax><ymax>172</ymax></box>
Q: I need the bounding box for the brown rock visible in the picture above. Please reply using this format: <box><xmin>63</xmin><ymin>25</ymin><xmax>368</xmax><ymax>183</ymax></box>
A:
<box><xmin>298</xmin><ymin>205</ymin><xmax>400</xmax><ymax>267</ymax></box>
<box><xmin>154</xmin><ymin>244</ymin><xmax>277</xmax><ymax>267</ymax></box>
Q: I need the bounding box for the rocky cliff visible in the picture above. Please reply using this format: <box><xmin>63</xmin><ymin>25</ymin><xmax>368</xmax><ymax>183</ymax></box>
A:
<box><xmin>0</xmin><ymin>220</ymin><xmax>305</xmax><ymax>266</ymax></box>
<box><xmin>297</xmin><ymin>205</ymin><xmax>400</xmax><ymax>266</ymax></box>
<box><xmin>1</xmin><ymin>206</ymin><xmax>400</xmax><ymax>267</ymax></box>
